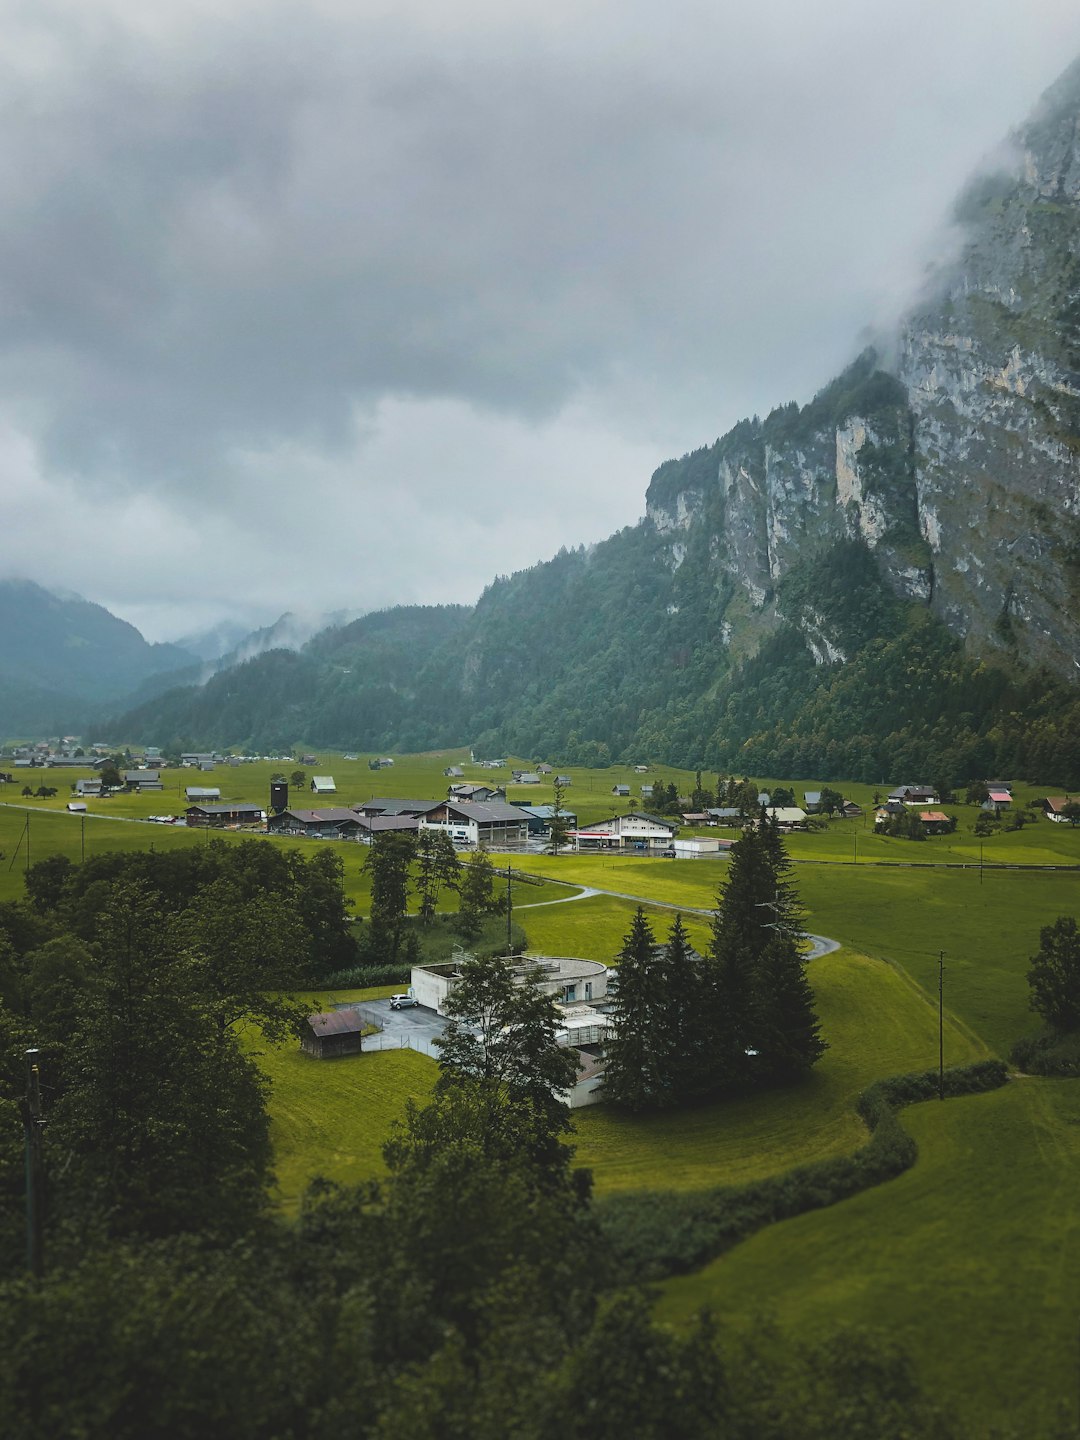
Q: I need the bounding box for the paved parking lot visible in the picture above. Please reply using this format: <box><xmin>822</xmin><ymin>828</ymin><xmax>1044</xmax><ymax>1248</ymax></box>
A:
<box><xmin>350</xmin><ymin>998</ymin><xmax>452</xmax><ymax>1051</ymax></box>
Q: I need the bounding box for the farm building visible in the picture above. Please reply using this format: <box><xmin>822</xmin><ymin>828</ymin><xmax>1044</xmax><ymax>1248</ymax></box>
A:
<box><xmin>1044</xmin><ymin>796</ymin><xmax>1078</xmax><ymax>823</ymax></box>
<box><xmin>310</xmin><ymin>775</ymin><xmax>337</xmax><ymax>795</ymax></box>
<box><xmin>185</xmin><ymin>786</ymin><xmax>221</xmax><ymax>803</ymax></box>
<box><xmin>611</xmin><ymin>784</ymin><xmax>631</xmax><ymax>797</ymax></box>
<box><xmin>448</xmin><ymin>782</ymin><xmax>505</xmax><ymax>803</ymax></box>
<box><xmin>889</xmin><ymin>784</ymin><xmax>938</xmax><ymax>805</ymax></box>
<box><xmin>918</xmin><ymin>811</ymin><xmax>954</xmax><ymax>834</ymax></box>
<box><xmin>124</xmin><ymin>769</ymin><xmax>164</xmax><ymax>792</ymax></box>
<box><xmin>353</xmin><ymin>797</ymin><xmax>439</xmax><ymax>819</ymax></box>
<box><xmin>518</xmin><ymin>803</ymin><xmax>578</xmax><ymax>836</ymax></box>
<box><xmin>186</xmin><ymin>803</ymin><xmax>264</xmax><ymax>827</ymax></box>
<box><xmin>75</xmin><ymin>778</ymin><xmax>101</xmax><ymax>797</ymax></box>
<box><xmin>982</xmin><ymin>789</ymin><xmax>1012</xmax><ymax>813</ymax></box>
<box><xmin>66</xmin><ymin>801</ymin><xmax>87</xmax><ymax>813</ymax></box>
<box><xmin>302</xmin><ymin>1009</ymin><xmax>365</xmax><ymax>1059</ymax></box>
<box><xmin>267</xmin><ymin>807</ymin><xmax>365</xmax><ymax>838</ymax></box>
<box><xmin>674</xmin><ymin>836</ymin><xmax>727</xmax><ymax>855</ymax></box>
<box><xmin>444</xmin><ymin>765</ymin><xmax>464</xmax><ymax>778</ymax></box>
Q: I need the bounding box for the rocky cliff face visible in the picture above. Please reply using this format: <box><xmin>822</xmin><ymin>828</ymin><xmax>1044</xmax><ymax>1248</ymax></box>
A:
<box><xmin>646</xmin><ymin>58</ymin><xmax>1080</xmax><ymax>679</ymax></box>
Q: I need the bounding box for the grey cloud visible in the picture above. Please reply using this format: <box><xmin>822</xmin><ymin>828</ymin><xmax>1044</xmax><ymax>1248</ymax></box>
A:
<box><xmin>0</xmin><ymin>0</ymin><xmax>1079</xmax><ymax>634</ymax></box>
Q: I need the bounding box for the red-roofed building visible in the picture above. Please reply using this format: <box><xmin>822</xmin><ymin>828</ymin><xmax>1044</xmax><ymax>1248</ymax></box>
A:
<box><xmin>983</xmin><ymin>790</ymin><xmax>1012</xmax><ymax>813</ymax></box>
<box><xmin>918</xmin><ymin>811</ymin><xmax>954</xmax><ymax>834</ymax></box>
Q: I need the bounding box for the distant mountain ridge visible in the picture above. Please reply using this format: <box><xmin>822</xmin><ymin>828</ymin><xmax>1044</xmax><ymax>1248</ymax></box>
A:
<box><xmin>98</xmin><ymin>59</ymin><xmax>1080</xmax><ymax>786</ymax></box>
<box><xmin>0</xmin><ymin>580</ymin><xmax>199</xmax><ymax>734</ymax></box>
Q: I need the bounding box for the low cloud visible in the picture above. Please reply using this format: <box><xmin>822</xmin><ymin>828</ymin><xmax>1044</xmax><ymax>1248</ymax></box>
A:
<box><xmin>0</xmin><ymin>0</ymin><xmax>1078</xmax><ymax>637</ymax></box>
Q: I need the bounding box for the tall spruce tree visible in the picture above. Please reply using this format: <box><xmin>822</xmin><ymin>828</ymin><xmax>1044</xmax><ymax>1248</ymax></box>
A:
<box><xmin>705</xmin><ymin>818</ymin><xmax>823</xmax><ymax>1091</ymax></box>
<box><xmin>654</xmin><ymin>912</ymin><xmax>709</xmax><ymax>1102</ymax></box>
<box><xmin>602</xmin><ymin>907</ymin><xmax>661</xmax><ymax>1110</ymax></box>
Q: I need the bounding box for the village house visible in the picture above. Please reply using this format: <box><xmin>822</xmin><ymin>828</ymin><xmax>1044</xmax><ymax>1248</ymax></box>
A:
<box><xmin>889</xmin><ymin>784</ymin><xmax>938</xmax><ymax>805</ymax></box>
<box><xmin>570</xmin><ymin>811</ymin><xmax>677</xmax><ymax>852</ymax></box>
<box><xmin>411</xmin><ymin>955</ymin><xmax>610</xmax><ymax>1014</ymax></box>
<box><xmin>448</xmin><ymin>782</ymin><xmax>505</xmax><ymax>803</ymax></box>
<box><xmin>124</xmin><ymin>769</ymin><xmax>164</xmax><ymax>793</ymax></box>
<box><xmin>1044</xmin><ymin>796</ymin><xmax>1078</xmax><ymax>823</ymax></box>
<box><xmin>982</xmin><ymin>788</ymin><xmax>1012</xmax><ymax>813</ymax></box>
<box><xmin>918</xmin><ymin>811</ymin><xmax>954</xmax><ymax>835</ymax></box>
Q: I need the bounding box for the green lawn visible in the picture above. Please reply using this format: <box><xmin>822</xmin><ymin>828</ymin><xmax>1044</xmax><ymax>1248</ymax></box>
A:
<box><xmin>574</xmin><ymin>946</ymin><xmax>983</xmax><ymax>1195</ymax></box>
<box><xmin>656</xmin><ymin>1079</ymin><xmax>1080</xmax><ymax>1439</ymax></box>
<box><xmin>251</xmin><ymin>985</ymin><xmax>436</xmax><ymax>1215</ymax></box>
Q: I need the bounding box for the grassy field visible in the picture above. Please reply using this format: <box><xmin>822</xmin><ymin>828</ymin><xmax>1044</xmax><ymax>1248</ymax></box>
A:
<box><xmin>574</xmin><ymin>946</ymin><xmax>983</xmax><ymax>1194</ymax></box>
<box><xmin>656</xmin><ymin>1079</ymin><xmax>1080</xmax><ymax>1438</ymax></box>
<box><xmin>13</xmin><ymin>745</ymin><xmax>1079</xmax><ymax>1425</ymax></box>
<box><xmin>248</xmin><ymin>984</ymin><xmax>436</xmax><ymax>1214</ymax></box>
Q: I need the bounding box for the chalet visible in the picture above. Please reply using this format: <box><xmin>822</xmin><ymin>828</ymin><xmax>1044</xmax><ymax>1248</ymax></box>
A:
<box><xmin>444</xmin><ymin>765</ymin><xmax>465</xmax><ymax>778</ymax></box>
<box><xmin>448</xmin><ymin>782</ymin><xmax>505</xmax><ymax>803</ymax></box>
<box><xmin>1044</xmin><ymin>796</ymin><xmax>1078</xmax><ymax>823</ymax></box>
<box><xmin>982</xmin><ymin>789</ymin><xmax>1012</xmax><ymax>813</ymax></box>
<box><xmin>124</xmin><ymin>769</ymin><xmax>164</xmax><ymax>792</ymax></box>
<box><xmin>185</xmin><ymin>802</ymin><xmax>264</xmax><ymax>827</ymax></box>
<box><xmin>75</xmin><ymin>778</ymin><xmax>102</xmax><ymax>797</ymax></box>
<box><xmin>537</xmin><ymin>764</ymin><xmax>554</xmax><ymax>775</ymax></box>
<box><xmin>266</xmin><ymin>808</ymin><xmax>365</xmax><ymax>839</ymax></box>
<box><xmin>918</xmin><ymin>811</ymin><xmax>953</xmax><ymax>835</ymax></box>
<box><xmin>185</xmin><ymin>786</ymin><xmax>222</xmax><ymax>803</ymax></box>
<box><xmin>570</xmin><ymin>811</ymin><xmax>677</xmax><ymax>852</ymax></box>
<box><xmin>310</xmin><ymin>775</ymin><xmax>337</xmax><ymax>795</ymax></box>
<box><xmin>302</xmin><ymin>1009</ymin><xmax>365</xmax><ymax>1059</ymax></box>
<box><xmin>419</xmin><ymin>799</ymin><xmax>530</xmax><ymax>849</ymax></box>
<box><xmin>518</xmin><ymin>803</ymin><xmax>578</xmax><ymax>836</ymax></box>
<box><xmin>611</xmin><ymin>784</ymin><xmax>631</xmax><ymax>797</ymax></box>
<box><xmin>555</xmin><ymin>775</ymin><xmax>572</xmax><ymax>787</ymax></box>
<box><xmin>840</xmin><ymin>801</ymin><xmax>863</xmax><ymax>819</ymax></box>
<box><xmin>680</xmin><ymin>812</ymin><xmax>710</xmax><ymax>825</ymax></box>
<box><xmin>766</xmin><ymin>806</ymin><xmax>808</xmax><ymax>829</ymax></box>
<box><xmin>874</xmin><ymin>801</ymin><xmax>906</xmax><ymax>823</ymax></box>
<box><xmin>889</xmin><ymin>784</ymin><xmax>938</xmax><ymax>805</ymax></box>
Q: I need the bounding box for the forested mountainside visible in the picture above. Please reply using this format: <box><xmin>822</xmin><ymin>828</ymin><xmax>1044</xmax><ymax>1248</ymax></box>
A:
<box><xmin>114</xmin><ymin>60</ymin><xmax>1080</xmax><ymax>786</ymax></box>
<box><xmin>0</xmin><ymin>581</ymin><xmax>199</xmax><ymax>734</ymax></box>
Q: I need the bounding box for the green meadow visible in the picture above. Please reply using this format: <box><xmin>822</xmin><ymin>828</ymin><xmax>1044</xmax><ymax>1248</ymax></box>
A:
<box><xmin>6</xmin><ymin>746</ymin><xmax>1080</xmax><ymax>1426</ymax></box>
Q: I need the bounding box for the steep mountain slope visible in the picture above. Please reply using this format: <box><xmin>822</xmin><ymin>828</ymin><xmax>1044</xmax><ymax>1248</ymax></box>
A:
<box><xmin>112</xmin><ymin>60</ymin><xmax>1080</xmax><ymax>783</ymax></box>
<box><xmin>0</xmin><ymin>581</ymin><xmax>198</xmax><ymax>734</ymax></box>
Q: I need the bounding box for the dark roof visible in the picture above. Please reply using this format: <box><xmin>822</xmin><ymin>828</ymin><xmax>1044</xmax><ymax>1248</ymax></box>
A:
<box><xmin>354</xmin><ymin>798</ymin><xmax>439</xmax><ymax>816</ymax></box>
<box><xmin>359</xmin><ymin>814</ymin><xmax>421</xmax><ymax>832</ymax></box>
<box><xmin>443</xmin><ymin>800</ymin><xmax>531</xmax><ymax>824</ymax></box>
<box><xmin>307</xmin><ymin>1009</ymin><xmax>364</xmax><ymax>1036</ymax></box>
<box><xmin>275</xmin><ymin>808</ymin><xmax>362</xmax><ymax>825</ymax></box>
<box><xmin>186</xmin><ymin>803</ymin><xmax>263</xmax><ymax>816</ymax></box>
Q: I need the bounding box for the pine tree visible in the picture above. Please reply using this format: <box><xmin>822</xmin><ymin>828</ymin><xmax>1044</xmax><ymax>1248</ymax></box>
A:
<box><xmin>752</xmin><ymin>935</ymin><xmax>827</xmax><ymax>1083</ymax></box>
<box><xmin>654</xmin><ymin>913</ymin><xmax>709</xmax><ymax>1102</ymax></box>
<box><xmin>603</xmin><ymin>907</ymin><xmax>661</xmax><ymax>1110</ymax></box>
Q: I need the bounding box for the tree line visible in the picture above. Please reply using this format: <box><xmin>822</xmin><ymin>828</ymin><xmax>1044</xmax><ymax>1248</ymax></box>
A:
<box><xmin>604</xmin><ymin>818</ymin><xmax>826</xmax><ymax>1109</ymax></box>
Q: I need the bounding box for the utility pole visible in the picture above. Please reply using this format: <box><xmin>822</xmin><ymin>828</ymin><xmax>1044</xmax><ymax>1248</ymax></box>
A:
<box><xmin>938</xmin><ymin>951</ymin><xmax>945</xmax><ymax>1100</ymax></box>
<box><xmin>80</xmin><ymin>814</ymin><xmax>85</xmax><ymax>864</ymax></box>
<box><xmin>853</xmin><ymin>832</ymin><xmax>857</xmax><ymax>866</ymax></box>
<box><xmin>506</xmin><ymin>863</ymin><xmax>513</xmax><ymax>955</ymax></box>
<box><xmin>22</xmin><ymin>1048</ymin><xmax>45</xmax><ymax>1277</ymax></box>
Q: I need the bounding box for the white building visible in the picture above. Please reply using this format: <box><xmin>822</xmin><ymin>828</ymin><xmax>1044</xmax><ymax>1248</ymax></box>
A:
<box><xmin>570</xmin><ymin>811</ymin><xmax>677</xmax><ymax>852</ymax></box>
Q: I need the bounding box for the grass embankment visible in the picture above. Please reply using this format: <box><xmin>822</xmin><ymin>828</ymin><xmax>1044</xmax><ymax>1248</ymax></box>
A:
<box><xmin>657</xmin><ymin>1080</ymin><xmax>1080</xmax><ymax>1439</ymax></box>
<box><xmin>250</xmin><ymin>984</ymin><xmax>436</xmax><ymax>1216</ymax></box>
<box><xmin>574</xmin><ymin>947</ymin><xmax>984</xmax><ymax>1195</ymax></box>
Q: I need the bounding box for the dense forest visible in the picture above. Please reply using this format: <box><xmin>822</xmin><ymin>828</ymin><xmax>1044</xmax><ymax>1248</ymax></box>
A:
<box><xmin>0</xmin><ymin>845</ymin><xmax>976</xmax><ymax>1437</ymax></box>
<box><xmin>111</xmin><ymin>522</ymin><xmax>1080</xmax><ymax>788</ymax></box>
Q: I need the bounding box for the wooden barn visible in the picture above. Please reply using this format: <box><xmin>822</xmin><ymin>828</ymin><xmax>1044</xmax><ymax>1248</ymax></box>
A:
<box><xmin>302</xmin><ymin>1009</ymin><xmax>366</xmax><ymax>1059</ymax></box>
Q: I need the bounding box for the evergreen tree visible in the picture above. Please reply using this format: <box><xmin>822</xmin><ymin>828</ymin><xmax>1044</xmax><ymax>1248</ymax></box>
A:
<box><xmin>653</xmin><ymin>913</ymin><xmax>710</xmax><ymax>1102</ymax></box>
<box><xmin>753</xmin><ymin>935</ymin><xmax>827</xmax><ymax>1083</ymax></box>
<box><xmin>546</xmin><ymin>780</ymin><xmax>572</xmax><ymax>855</ymax></box>
<box><xmin>603</xmin><ymin>908</ymin><xmax>662</xmax><ymax>1110</ymax></box>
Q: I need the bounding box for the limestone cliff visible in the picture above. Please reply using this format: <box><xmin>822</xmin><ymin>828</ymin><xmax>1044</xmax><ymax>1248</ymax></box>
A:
<box><xmin>647</xmin><ymin>58</ymin><xmax>1080</xmax><ymax>678</ymax></box>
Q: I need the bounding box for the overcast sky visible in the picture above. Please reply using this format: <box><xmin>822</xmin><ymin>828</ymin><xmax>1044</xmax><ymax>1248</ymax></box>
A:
<box><xmin>2</xmin><ymin>0</ymin><xmax>1080</xmax><ymax>643</ymax></box>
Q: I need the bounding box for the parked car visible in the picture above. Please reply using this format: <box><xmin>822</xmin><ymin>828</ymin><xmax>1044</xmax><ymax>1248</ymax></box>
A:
<box><xmin>390</xmin><ymin>993</ymin><xmax>419</xmax><ymax>1010</ymax></box>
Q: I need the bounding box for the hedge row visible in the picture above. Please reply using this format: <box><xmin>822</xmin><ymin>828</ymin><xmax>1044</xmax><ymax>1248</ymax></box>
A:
<box><xmin>595</xmin><ymin>1059</ymin><xmax>1009</xmax><ymax>1285</ymax></box>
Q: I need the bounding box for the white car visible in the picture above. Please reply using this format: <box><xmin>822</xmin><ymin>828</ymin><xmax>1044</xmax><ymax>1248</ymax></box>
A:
<box><xmin>390</xmin><ymin>993</ymin><xmax>419</xmax><ymax>1010</ymax></box>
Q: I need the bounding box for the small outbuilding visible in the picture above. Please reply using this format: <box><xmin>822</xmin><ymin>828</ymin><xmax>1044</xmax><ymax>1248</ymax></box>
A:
<box><xmin>302</xmin><ymin>1009</ymin><xmax>366</xmax><ymax>1059</ymax></box>
<box><xmin>310</xmin><ymin>775</ymin><xmax>337</xmax><ymax>794</ymax></box>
